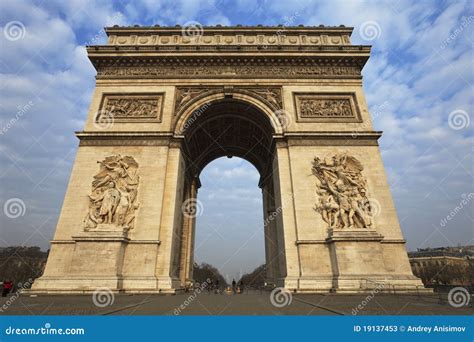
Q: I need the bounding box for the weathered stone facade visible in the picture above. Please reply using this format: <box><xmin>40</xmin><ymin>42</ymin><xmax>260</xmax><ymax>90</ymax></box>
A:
<box><xmin>32</xmin><ymin>25</ymin><xmax>426</xmax><ymax>293</ymax></box>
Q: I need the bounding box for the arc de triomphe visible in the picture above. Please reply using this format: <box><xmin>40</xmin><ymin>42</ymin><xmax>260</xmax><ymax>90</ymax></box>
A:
<box><xmin>32</xmin><ymin>25</ymin><xmax>424</xmax><ymax>293</ymax></box>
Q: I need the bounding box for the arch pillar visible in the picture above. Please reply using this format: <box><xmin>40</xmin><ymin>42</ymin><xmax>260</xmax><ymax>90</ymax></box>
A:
<box><xmin>155</xmin><ymin>140</ymin><xmax>185</xmax><ymax>292</ymax></box>
<box><xmin>271</xmin><ymin>140</ymin><xmax>301</xmax><ymax>289</ymax></box>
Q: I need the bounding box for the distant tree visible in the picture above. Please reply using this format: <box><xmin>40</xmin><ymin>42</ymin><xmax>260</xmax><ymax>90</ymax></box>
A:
<box><xmin>192</xmin><ymin>262</ymin><xmax>227</xmax><ymax>287</ymax></box>
<box><xmin>238</xmin><ymin>264</ymin><xmax>265</xmax><ymax>289</ymax></box>
<box><xmin>0</xmin><ymin>246</ymin><xmax>49</xmax><ymax>289</ymax></box>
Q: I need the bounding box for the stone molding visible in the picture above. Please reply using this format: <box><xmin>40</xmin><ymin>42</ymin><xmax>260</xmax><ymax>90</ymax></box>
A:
<box><xmin>105</xmin><ymin>25</ymin><xmax>354</xmax><ymax>47</ymax></box>
<box><xmin>76</xmin><ymin>131</ymin><xmax>380</xmax><ymax>146</ymax></box>
<box><xmin>92</xmin><ymin>58</ymin><xmax>363</xmax><ymax>80</ymax></box>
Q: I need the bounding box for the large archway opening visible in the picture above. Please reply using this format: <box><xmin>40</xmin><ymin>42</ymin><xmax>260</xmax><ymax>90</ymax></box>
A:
<box><xmin>195</xmin><ymin>157</ymin><xmax>264</xmax><ymax>286</ymax></box>
<box><xmin>175</xmin><ymin>98</ymin><xmax>283</xmax><ymax>289</ymax></box>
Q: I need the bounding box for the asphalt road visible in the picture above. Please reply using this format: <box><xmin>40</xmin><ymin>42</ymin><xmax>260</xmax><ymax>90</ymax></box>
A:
<box><xmin>0</xmin><ymin>291</ymin><xmax>472</xmax><ymax>316</ymax></box>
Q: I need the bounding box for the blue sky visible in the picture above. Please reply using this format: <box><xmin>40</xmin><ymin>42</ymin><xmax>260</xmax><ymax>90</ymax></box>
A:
<box><xmin>0</xmin><ymin>0</ymin><xmax>473</xmax><ymax>280</ymax></box>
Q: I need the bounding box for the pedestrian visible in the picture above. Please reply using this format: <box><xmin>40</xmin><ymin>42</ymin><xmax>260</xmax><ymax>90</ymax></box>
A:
<box><xmin>2</xmin><ymin>280</ymin><xmax>13</xmax><ymax>297</ymax></box>
<box><xmin>239</xmin><ymin>280</ymin><xmax>244</xmax><ymax>294</ymax></box>
<box><xmin>232</xmin><ymin>279</ymin><xmax>236</xmax><ymax>294</ymax></box>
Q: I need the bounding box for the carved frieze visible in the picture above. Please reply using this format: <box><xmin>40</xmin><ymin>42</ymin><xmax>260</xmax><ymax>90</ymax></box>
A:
<box><xmin>294</xmin><ymin>93</ymin><xmax>361</xmax><ymax>122</ymax></box>
<box><xmin>98</xmin><ymin>94</ymin><xmax>164</xmax><ymax>122</ymax></box>
<box><xmin>312</xmin><ymin>152</ymin><xmax>374</xmax><ymax>230</ymax></box>
<box><xmin>173</xmin><ymin>86</ymin><xmax>283</xmax><ymax>116</ymax></box>
<box><xmin>108</xmin><ymin>33</ymin><xmax>352</xmax><ymax>46</ymax></box>
<box><xmin>96</xmin><ymin>64</ymin><xmax>361</xmax><ymax>80</ymax></box>
<box><xmin>83</xmin><ymin>155</ymin><xmax>140</xmax><ymax>232</ymax></box>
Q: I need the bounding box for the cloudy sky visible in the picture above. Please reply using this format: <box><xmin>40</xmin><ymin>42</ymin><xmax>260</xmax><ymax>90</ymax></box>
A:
<box><xmin>0</xmin><ymin>0</ymin><xmax>472</xmax><ymax>280</ymax></box>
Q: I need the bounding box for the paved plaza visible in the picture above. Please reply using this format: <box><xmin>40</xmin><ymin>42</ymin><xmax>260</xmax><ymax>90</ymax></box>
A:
<box><xmin>1</xmin><ymin>292</ymin><xmax>472</xmax><ymax>316</ymax></box>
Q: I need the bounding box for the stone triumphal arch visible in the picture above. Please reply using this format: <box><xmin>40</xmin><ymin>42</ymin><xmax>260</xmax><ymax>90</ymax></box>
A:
<box><xmin>32</xmin><ymin>25</ymin><xmax>425</xmax><ymax>293</ymax></box>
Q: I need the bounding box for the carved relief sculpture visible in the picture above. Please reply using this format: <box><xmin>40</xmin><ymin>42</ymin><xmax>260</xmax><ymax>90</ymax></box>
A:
<box><xmin>312</xmin><ymin>152</ymin><xmax>374</xmax><ymax>229</ymax></box>
<box><xmin>294</xmin><ymin>93</ymin><xmax>361</xmax><ymax>122</ymax></box>
<box><xmin>174</xmin><ymin>86</ymin><xmax>283</xmax><ymax>116</ymax></box>
<box><xmin>98</xmin><ymin>94</ymin><xmax>163</xmax><ymax>122</ymax></box>
<box><xmin>84</xmin><ymin>155</ymin><xmax>139</xmax><ymax>231</ymax></box>
<box><xmin>300</xmin><ymin>99</ymin><xmax>352</xmax><ymax>117</ymax></box>
<box><xmin>97</xmin><ymin>64</ymin><xmax>361</xmax><ymax>79</ymax></box>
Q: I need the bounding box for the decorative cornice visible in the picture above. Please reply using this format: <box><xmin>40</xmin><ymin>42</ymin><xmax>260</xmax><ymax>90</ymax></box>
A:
<box><xmin>75</xmin><ymin>131</ymin><xmax>381</xmax><ymax>146</ymax></box>
<box><xmin>103</xmin><ymin>25</ymin><xmax>356</xmax><ymax>47</ymax></box>
<box><xmin>76</xmin><ymin>131</ymin><xmax>178</xmax><ymax>146</ymax></box>
<box><xmin>105</xmin><ymin>25</ymin><xmax>355</xmax><ymax>34</ymax></box>
<box><xmin>87</xmin><ymin>25</ymin><xmax>371</xmax><ymax>80</ymax></box>
<box><xmin>278</xmin><ymin>131</ymin><xmax>382</xmax><ymax>146</ymax></box>
<box><xmin>87</xmin><ymin>45</ymin><xmax>370</xmax><ymax>53</ymax></box>
<box><xmin>296</xmin><ymin>240</ymin><xmax>327</xmax><ymax>245</ymax></box>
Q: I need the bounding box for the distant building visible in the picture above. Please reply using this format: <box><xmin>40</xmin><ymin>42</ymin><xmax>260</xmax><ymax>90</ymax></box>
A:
<box><xmin>408</xmin><ymin>246</ymin><xmax>474</xmax><ymax>286</ymax></box>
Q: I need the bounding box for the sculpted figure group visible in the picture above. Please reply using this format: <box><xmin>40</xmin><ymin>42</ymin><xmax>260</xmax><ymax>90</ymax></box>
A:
<box><xmin>104</xmin><ymin>97</ymin><xmax>158</xmax><ymax>118</ymax></box>
<box><xmin>84</xmin><ymin>155</ymin><xmax>139</xmax><ymax>231</ymax></box>
<box><xmin>312</xmin><ymin>152</ymin><xmax>374</xmax><ymax>229</ymax></box>
<box><xmin>300</xmin><ymin>99</ymin><xmax>352</xmax><ymax>118</ymax></box>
